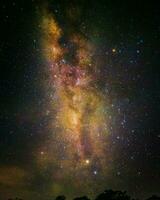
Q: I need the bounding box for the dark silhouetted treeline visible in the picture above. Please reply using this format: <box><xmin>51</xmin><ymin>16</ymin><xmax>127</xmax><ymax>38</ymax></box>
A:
<box><xmin>8</xmin><ymin>189</ymin><xmax>160</xmax><ymax>200</ymax></box>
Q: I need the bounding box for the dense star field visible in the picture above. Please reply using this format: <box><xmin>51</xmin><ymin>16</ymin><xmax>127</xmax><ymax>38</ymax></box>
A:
<box><xmin>0</xmin><ymin>0</ymin><xmax>160</xmax><ymax>200</ymax></box>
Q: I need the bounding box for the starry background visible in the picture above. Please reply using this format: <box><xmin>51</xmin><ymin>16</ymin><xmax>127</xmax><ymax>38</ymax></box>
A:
<box><xmin>0</xmin><ymin>0</ymin><xmax>160</xmax><ymax>200</ymax></box>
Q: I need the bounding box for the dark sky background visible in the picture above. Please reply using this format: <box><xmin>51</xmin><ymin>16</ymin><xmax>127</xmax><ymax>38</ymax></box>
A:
<box><xmin>0</xmin><ymin>0</ymin><xmax>160</xmax><ymax>199</ymax></box>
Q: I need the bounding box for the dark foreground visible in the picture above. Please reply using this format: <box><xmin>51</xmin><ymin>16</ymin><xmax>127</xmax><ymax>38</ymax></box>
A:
<box><xmin>8</xmin><ymin>189</ymin><xmax>160</xmax><ymax>200</ymax></box>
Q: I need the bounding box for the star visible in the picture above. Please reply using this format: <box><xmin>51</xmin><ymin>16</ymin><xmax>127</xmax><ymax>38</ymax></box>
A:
<box><xmin>85</xmin><ymin>159</ymin><xmax>90</xmax><ymax>164</ymax></box>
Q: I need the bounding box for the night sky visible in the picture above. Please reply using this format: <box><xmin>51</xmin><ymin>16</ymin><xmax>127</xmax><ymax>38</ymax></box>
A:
<box><xmin>0</xmin><ymin>0</ymin><xmax>160</xmax><ymax>200</ymax></box>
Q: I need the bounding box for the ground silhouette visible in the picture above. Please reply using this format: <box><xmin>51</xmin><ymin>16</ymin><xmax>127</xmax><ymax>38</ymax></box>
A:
<box><xmin>7</xmin><ymin>189</ymin><xmax>160</xmax><ymax>200</ymax></box>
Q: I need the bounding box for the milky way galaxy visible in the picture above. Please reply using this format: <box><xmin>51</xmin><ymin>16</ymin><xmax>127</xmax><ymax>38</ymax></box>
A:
<box><xmin>1</xmin><ymin>1</ymin><xmax>159</xmax><ymax>199</ymax></box>
<box><xmin>37</xmin><ymin>9</ymin><xmax>112</xmax><ymax>197</ymax></box>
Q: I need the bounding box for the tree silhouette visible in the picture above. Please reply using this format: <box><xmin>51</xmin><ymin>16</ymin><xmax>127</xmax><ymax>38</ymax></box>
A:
<box><xmin>7</xmin><ymin>189</ymin><xmax>160</xmax><ymax>200</ymax></box>
<box><xmin>95</xmin><ymin>189</ymin><xmax>131</xmax><ymax>200</ymax></box>
<box><xmin>74</xmin><ymin>196</ymin><xmax>90</xmax><ymax>200</ymax></box>
<box><xmin>55</xmin><ymin>195</ymin><xmax>66</xmax><ymax>200</ymax></box>
<box><xmin>146</xmin><ymin>195</ymin><xmax>160</xmax><ymax>200</ymax></box>
<box><xmin>8</xmin><ymin>198</ymin><xmax>23</xmax><ymax>200</ymax></box>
